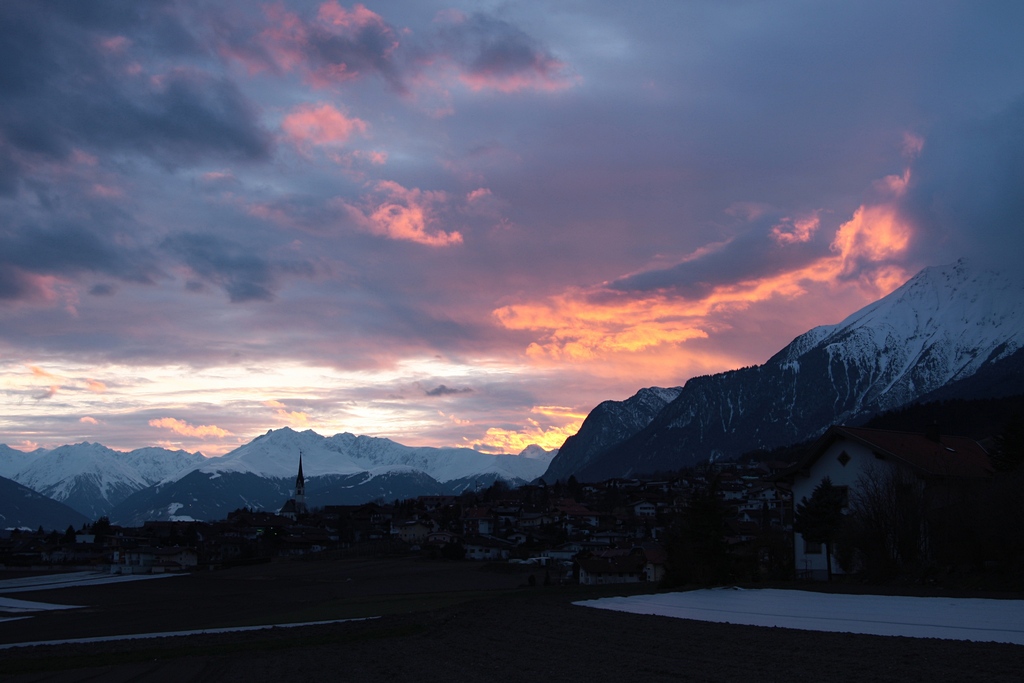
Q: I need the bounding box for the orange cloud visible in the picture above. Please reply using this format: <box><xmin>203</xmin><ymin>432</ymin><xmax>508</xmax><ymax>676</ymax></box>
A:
<box><xmin>263</xmin><ymin>400</ymin><xmax>311</xmax><ymax>427</ymax></box>
<box><xmin>28</xmin><ymin>365</ymin><xmax>59</xmax><ymax>380</ymax></box>
<box><xmin>496</xmin><ymin>176</ymin><xmax>916</xmax><ymax>367</ymax></box>
<box><xmin>496</xmin><ymin>290</ymin><xmax>709</xmax><ymax>361</ymax></box>
<box><xmin>473</xmin><ymin>419</ymin><xmax>582</xmax><ymax>454</ymax></box>
<box><xmin>85</xmin><ymin>379</ymin><xmax>107</xmax><ymax>393</ymax></box>
<box><xmin>149</xmin><ymin>417</ymin><xmax>234</xmax><ymax>439</ymax></box>
<box><xmin>80</xmin><ymin>416</ymin><xmax>99</xmax><ymax>425</ymax></box>
<box><xmin>341</xmin><ymin>180</ymin><xmax>463</xmax><ymax>247</ymax></box>
<box><xmin>282</xmin><ymin>103</ymin><xmax>368</xmax><ymax>149</ymax></box>
<box><xmin>831</xmin><ymin>203</ymin><xmax>911</xmax><ymax>277</ymax></box>
<box><xmin>771</xmin><ymin>212</ymin><xmax>820</xmax><ymax>245</ymax></box>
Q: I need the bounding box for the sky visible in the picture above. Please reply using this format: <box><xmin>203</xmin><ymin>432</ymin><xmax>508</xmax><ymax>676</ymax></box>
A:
<box><xmin>2</xmin><ymin>1</ymin><xmax>1023</xmax><ymax>458</ymax></box>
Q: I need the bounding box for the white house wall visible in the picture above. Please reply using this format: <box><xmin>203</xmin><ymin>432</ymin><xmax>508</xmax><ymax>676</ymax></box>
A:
<box><xmin>793</xmin><ymin>439</ymin><xmax>876</xmax><ymax>580</ymax></box>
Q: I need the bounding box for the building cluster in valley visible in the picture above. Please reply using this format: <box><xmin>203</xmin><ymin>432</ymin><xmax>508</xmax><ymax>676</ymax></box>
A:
<box><xmin>0</xmin><ymin>425</ymin><xmax>1005</xmax><ymax>586</ymax></box>
<box><xmin>0</xmin><ymin>460</ymin><xmax>794</xmax><ymax>584</ymax></box>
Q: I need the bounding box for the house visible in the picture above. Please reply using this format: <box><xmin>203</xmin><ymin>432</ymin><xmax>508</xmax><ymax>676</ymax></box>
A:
<box><xmin>462</xmin><ymin>508</ymin><xmax>495</xmax><ymax>535</ymax></box>
<box><xmin>426</xmin><ymin>530</ymin><xmax>461</xmax><ymax>547</ymax></box>
<box><xmin>576</xmin><ymin>553</ymin><xmax>647</xmax><ymax>585</ymax></box>
<box><xmin>791</xmin><ymin>425</ymin><xmax>992</xmax><ymax>580</ymax></box>
<box><xmin>463</xmin><ymin>535</ymin><xmax>513</xmax><ymax>561</ymax></box>
<box><xmin>395</xmin><ymin>519</ymin><xmax>434</xmax><ymax>544</ymax></box>
<box><xmin>631</xmin><ymin>500</ymin><xmax>657</xmax><ymax>518</ymax></box>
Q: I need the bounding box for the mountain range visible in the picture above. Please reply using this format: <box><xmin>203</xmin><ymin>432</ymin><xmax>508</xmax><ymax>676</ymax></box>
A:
<box><xmin>4</xmin><ymin>259</ymin><xmax>1021</xmax><ymax>529</ymax></box>
<box><xmin>541</xmin><ymin>259</ymin><xmax>1024</xmax><ymax>481</ymax></box>
<box><xmin>0</xmin><ymin>430</ymin><xmax>556</xmax><ymax>529</ymax></box>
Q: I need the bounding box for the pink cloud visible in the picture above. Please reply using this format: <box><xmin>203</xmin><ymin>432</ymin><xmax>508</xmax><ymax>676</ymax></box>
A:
<box><xmin>317</xmin><ymin>2</ymin><xmax>386</xmax><ymax>31</ymax></box>
<box><xmin>259</xmin><ymin>2</ymin><xmax>399</xmax><ymax>88</ymax></box>
<box><xmin>352</xmin><ymin>149</ymin><xmax>387</xmax><ymax>165</ymax></box>
<box><xmin>458</xmin><ymin>67</ymin><xmax>576</xmax><ymax>94</ymax></box>
<box><xmin>341</xmin><ymin>180</ymin><xmax>463</xmax><ymax>247</ymax></box>
<box><xmin>80</xmin><ymin>416</ymin><xmax>99</xmax><ymax>425</ymax></box>
<box><xmin>282</xmin><ymin>103</ymin><xmax>368</xmax><ymax>149</ymax></box>
<box><xmin>771</xmin><ymin>213</ymin><xmax>821</xmax><ymax>245</ymax></box>
<box><xmin>90</xmin><ymin>183</ymin><xmax>124</xmax><ymax>198</ymax></box>
<box><xmin>99</xmin><ymin>35</ymin><xmax>131</xmax><ymax>54</ymax></box>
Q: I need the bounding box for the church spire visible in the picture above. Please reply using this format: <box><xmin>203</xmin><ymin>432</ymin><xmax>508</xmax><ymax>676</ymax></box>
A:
<box><xmin>294</xmin><ymin>450</ymin><xmax>307</xmax><ymax>513</ymax></box>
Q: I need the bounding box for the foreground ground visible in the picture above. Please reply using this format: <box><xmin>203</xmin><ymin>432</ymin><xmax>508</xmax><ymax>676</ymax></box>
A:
<box><xmin>1</xmin><ymin>558</ymin><xmax>1022</xmax><ymax>682</ymax></box>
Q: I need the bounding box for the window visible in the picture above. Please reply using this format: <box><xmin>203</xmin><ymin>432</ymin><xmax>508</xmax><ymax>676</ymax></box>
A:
<box><xmin>804</xmin><ymin>539</ymin><xmax>822</xmax><ymax>554</ymax></box>
<box><xmin>837</xmin><ymin>450</ymin><xmax>851</xmax><ymax>467</ymax></box>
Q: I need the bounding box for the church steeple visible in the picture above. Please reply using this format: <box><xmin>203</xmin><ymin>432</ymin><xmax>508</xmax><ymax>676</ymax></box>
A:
<box><xmin>294</xmin><ymin>450</ymin><xmax>307</xmax><ymax>513</ymax></box>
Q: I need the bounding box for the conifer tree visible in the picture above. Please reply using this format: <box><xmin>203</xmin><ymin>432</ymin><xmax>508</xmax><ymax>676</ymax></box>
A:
<box><xmin>794</xmin><ymin>477</ymin><xmax>846</xmax><ymax>581</ymax></box>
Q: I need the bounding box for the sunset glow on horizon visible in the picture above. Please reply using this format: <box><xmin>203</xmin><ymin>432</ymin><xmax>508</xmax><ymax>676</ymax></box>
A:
<box><xmin>2</xmin><ymin>2</ymin><xmax>1023</xmax><ymax>457</ymax></box>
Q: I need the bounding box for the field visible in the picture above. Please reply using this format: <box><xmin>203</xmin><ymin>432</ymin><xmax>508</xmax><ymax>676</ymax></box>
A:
<box><xmin>1</xmin><ymin>558</ymin><xmax>1022</xmax><ymax>682</ymax></box>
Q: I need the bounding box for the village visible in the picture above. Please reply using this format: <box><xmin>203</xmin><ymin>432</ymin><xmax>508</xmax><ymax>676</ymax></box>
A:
<box><xmin>2</xmin><ymin>423</ymin><xmax>1014</xmax><ymax>589</ymax></box>
<box><xmin>0</xmin><ymin>457</ymin><xmax>795</xmax><ymax>585</ymax></box>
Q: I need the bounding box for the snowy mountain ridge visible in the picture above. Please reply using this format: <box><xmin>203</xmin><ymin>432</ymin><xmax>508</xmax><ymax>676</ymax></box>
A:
<box><xmin>545</xmin><ymin>258</ymin><xmax>1024</xmax><ymax>481</ymax></box>
<box><xmin>2</xmin><ymin>430</ymin><xmax>557</xmax><ymax>522</ymax></box>
<box><xmin>198</xmin><ymin>428</ymin><xmax>555</xmax><ymax>484</ymax></box>
<box><xmin>8</xmin><ymin>443</ymin><xmax>207</xmax><ymax>520</ymax></box>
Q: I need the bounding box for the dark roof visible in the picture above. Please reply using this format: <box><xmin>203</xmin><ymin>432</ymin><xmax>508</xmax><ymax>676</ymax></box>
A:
<box><xmin>802</xmin><ymin>426</ymin><xmax>993</xmax><ymax>479</ymax></box>
<box><xmin>577</xmin><ymin>554</ymin><xmax>646</xmax><ymax>574</ymax></box>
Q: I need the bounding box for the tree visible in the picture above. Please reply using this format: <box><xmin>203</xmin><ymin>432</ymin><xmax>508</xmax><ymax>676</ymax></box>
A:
<box><xmin>664</xmin><ymin>482</ymin><xmax>729</xmax><ymax>585</ymax></box>
<box><xmin>794</xmin><ymin>477</ymin><xmax>846</xmax><ymax>581</ymax></box>
<box><xmin>844</xmin><ymin>465</ymin><xmax>925</xmax><ymax>577</ymax></box>
<box><xmin>991</xmin><ymin>414</ymin><xmax>1024</xmax><ymax>472</ymax></box>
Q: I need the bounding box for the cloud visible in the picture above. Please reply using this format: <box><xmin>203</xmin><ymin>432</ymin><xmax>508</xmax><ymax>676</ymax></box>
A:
<box><xmin>424</xmin><ymin>384</ymin><xmax>473</xmax><ymax>397</ymax></box>
<box><xmin>497</xmin><ymin>168</ymin><xmax>916</xmax><ymax>364</ymax></box>
<box><xmin>85</xmin><ymin>379</ymin><xmax>107</xmax><ymax>393</ymax></box>
<box><xmin>237</xmin><ymin>3</ymin><xmax>576</xmax><ymax>100</ymax></box>
<box><xmin>0</xmin><ymin>5</ymin><xmax>272</xmax><ymax>193</ymax></box>
<box><xmin>33</xmin><ymin>385</ymin><xmax>60</xmax><ymax>400</ymax></box>
<box><xmin>471</xmin><ymin>405</ymin><xmax>585</xmax><ymax>453</ymax></box>
<box><xmin>263</xmin><ymin>400</ymin><xmax>311</xmax><ymax>427</ymax></box>
<box><xmin>771</xmin><ymin>213</ymin><xmax>821</xmax><ymax>245</ymax></box>
<box><xmin>80</xmin><ymin>416</ymin><xmax>99</xmax><ymax>425</ymax></box>
<box><xmin>28</xmin><ymin>365</ymin><xmax>59</xmax><ymax>380</ymax></box>
<box><xmin>281</xmin><ymin>102</ymin><xmax>368</xmax><ymax>150</ymax></box>
<box><xmin>0</xmin><ymin>225</ymin><xmax>157</xmax><ymax>303</ymax></box>
<box><xmin>341</xmin><ymin>180</ymin><xmax>463</xmax><ymax>246</ymax></box>
<box><xmin>259</xmin><ymin>1</ymin><xmax>403</xmax><ymax>90</ymax></box>
<box><xmin>897</xmin><ymin>96</ymin><xmax>1024</xmax><ymax>271</ymax></box>
<box><xmin>149</xmin><ymin>417</ymin><xmax>234</xmax><ymax>439</ymax></box>
<box><xmin>162</xmin><ymin>233</ymin><xmax>316</xmax><ymax>302</ymax></box>
<box><xmin>433</xmin><ymin>12</ymin><xmax>578</xmax><ymax>93</ymax></box>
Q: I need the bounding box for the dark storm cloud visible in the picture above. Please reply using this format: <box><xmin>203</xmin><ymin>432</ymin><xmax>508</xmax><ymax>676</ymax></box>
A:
<box><xmin>424</xmin><ymin>384</ymin><xmax>473</xmax><ymax>397</ymax></box>
<box><xmin>89</xmin><ymin>283</ymin><xmax>117</xmax><ymax>297</ymax></box>
<box><xmin>899</xmin><ymin>95</ymin><xmax>1024</xmax><ymax>270</ymax></box>
<box><xmin>162</xmin><ymin>233</ymin><xmax>316</xmax><ymax>303</ymax></box>
<box><xmin>0</xmin><ymin>1</ymin><xmax>271</xmax><ymax>191</ymax></box>
<box><xmin>0</xmin><ymin>224</ymin><xmax>156</xmax><ymax>300</ymax></box>
<box><xmin>431</xmin><ymin>12</ymin><xmax>572</xmax><ymax>90</ymax></box>
<box><xmin>608</xmin><ymin>218</ymin><xmax>826</xmax><ymax>296</ymax></box>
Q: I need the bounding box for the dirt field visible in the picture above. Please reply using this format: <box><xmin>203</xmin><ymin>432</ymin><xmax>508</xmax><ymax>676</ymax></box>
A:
<box><xmin>1</xmin><ymin>559</ymin><xmax>1022</xmax><ymax>682</ymax></box>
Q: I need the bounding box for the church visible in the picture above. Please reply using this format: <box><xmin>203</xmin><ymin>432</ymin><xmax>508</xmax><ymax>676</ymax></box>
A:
<box><xmin>279</xmin><ymin>452</ymin><xmax>308</xmax><ymax>521</ymax></box>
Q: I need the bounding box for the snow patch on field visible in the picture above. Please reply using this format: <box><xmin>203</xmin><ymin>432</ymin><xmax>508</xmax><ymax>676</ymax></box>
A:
<box><xmin>576</xmin><ymin>588</ymin><xmax>1024</xmax><ymax>645</ymax></box>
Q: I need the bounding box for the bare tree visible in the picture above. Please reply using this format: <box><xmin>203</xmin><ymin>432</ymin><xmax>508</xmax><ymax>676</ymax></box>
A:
<box><xmin>845</xmin><ymin>464</ymin><xmax>925</xmax><ymax>577</ymax></box>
